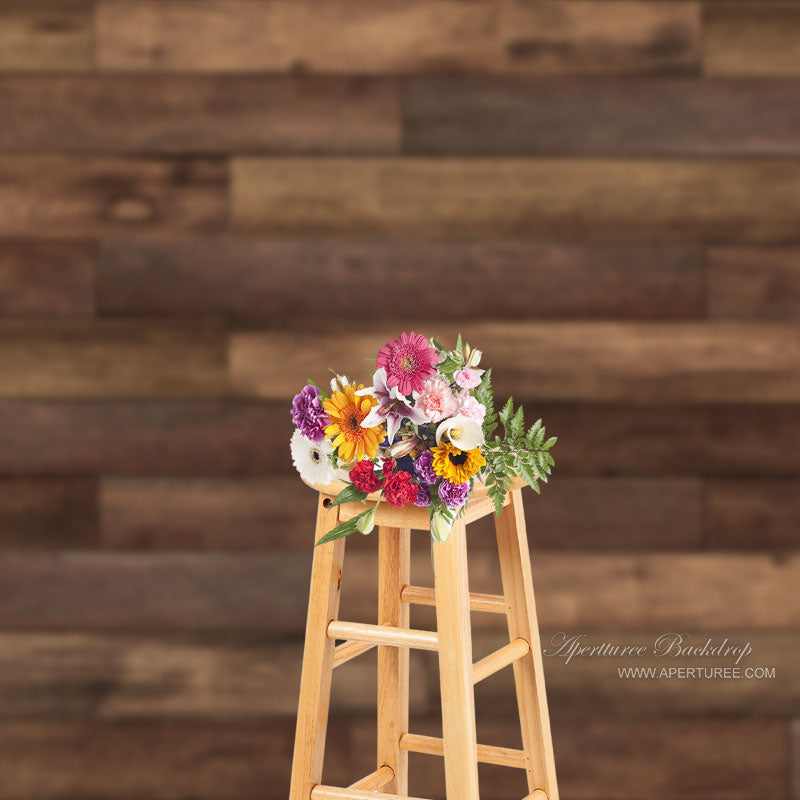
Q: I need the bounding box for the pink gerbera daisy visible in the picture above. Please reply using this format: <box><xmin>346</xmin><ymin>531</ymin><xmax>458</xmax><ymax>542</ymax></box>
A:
<box><xmin>376</xmin><ymin>331</ymin><xmax>438</xmax><ymax>396</ymax></box>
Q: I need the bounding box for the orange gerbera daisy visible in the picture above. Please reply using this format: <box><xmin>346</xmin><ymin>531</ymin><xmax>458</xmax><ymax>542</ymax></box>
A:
<box><xmin>323</xmin><ymin>383</ymin><xmax>384</xmax><ymax>463</ymax></box>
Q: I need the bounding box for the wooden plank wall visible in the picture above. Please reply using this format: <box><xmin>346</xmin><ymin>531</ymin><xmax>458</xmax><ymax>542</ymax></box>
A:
<box><xmin>1</xmin><ymin>1</ymin><xmax>799</xmax><ymax>798</ymax></box>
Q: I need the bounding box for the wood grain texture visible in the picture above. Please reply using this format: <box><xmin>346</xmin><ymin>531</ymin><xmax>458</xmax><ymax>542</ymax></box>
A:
<box><xmin>0</xmin><ymin>479</ymin><xmax>97</xmax><ymax>550</ymax></box>
<box><xmin>232</xmin><ymin>157</ymin><xmax>800</xmax><ymax>242</ymax></box>
<box><xmin>97</xmin><ymin>239</ymin><xmax>704</xmax><ymax>321</ymax></box>
<box><xmin>0</xmin><ymin>76</ymin><xmax>399</xmax><ymax>154</ymax></box>
<box><xmin>709</xmin><ymin>247</ymin><xmax>800</xmax><ymax>320</ymax></box>
<box><xmin>0</xmin><ymin>242</ymin><xmax>94</xmax><ymax>316</ymax></box>
<box><xmin>404</xmin><ymin>77</ymin><xmax>800</xmax><ymax>156</ymax></box>
<box><xmin>0</xmin><ymin>321</ymin><xmax>226</xmax><ymax>398</ymax></box>
<box><xmin>705</xmin><ymin>3</ymin><xmax>800</xmax><ymax>77</ymax></box>
<box><xmin>0</xmin><ymin>718</ymin><xmax>354</xmax><ymax>800</ymax></box>
<box><xmin>707</xmin><ymin>480</ymin><xmax>800</xmax><ymax>550</ymax></box>
<box><xmin>0</xmin><ymin>401</ymin><xmax>290</xmax><ymax>475</ymax></box>
<box><xmin>0</xmin><ymin>1</ymin><xmax>93</xmax><ymax>72</ymax></box>
<box><xmin>96</xmin><ymin>0</ymin><xmax>700</xmax><ymax>76</ymax></box>
<box><xmin>230</xmin><ymin>322</ymin><xmax>800</xmax><ymax>403</ymax></box>
<box><xmin>0</xmin><ymin>156</ymin><xmax>227</xmax><ymax>239</ymax></box>
<box><xmin>2</xmin><ymin>550</ymin><xmax>796</xmax><ymax>632</ymax></box>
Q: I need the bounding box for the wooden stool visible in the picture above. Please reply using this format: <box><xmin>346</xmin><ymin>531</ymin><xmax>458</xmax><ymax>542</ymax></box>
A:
<box><xmin>289</xmin><ymin>478</ymin><xmax>558</xmax><ymax>800</ymax></box>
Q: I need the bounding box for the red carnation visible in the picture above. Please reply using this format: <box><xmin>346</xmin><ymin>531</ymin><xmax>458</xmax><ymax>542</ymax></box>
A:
<box><xmin>380</xmin><ymin>457</ymin><xmax>396</xmax><ymax>478</ymax></box>
<box><xmin>383</xmin><ymin>470</ymin><xmax>417</xmax><ymax>509</ymax></box>
<box><xmin>349</xmin><ymin>459</ymin><xmax>383</xmax><ymax>493</ymax></box>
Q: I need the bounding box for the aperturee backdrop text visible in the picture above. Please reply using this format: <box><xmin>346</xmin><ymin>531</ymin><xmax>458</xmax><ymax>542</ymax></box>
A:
<box><xmin>290</xmin><ymin>332</ymin><xmax>557</xmax><ymax>545</ymax></box>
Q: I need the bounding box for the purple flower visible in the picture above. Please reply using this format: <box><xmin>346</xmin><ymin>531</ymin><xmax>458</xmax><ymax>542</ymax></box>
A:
<box><xmin>414</xmin><ymin>450</ymin><xmax>437</xmax><ymax>485</ymax></box>
<box><xmin>438</xmin><ymin>479</ymin><xmax>470</xmax><ymax>509</ymax></box>
<box><xmin>291</xmin><ymin>384</ymin><xmax>329</xmax><ymax>442</ymax></box>
<box><xmin>413</xmin><ymin>484</ymin><xmax>431</xmax><ymax>507</ymax></box>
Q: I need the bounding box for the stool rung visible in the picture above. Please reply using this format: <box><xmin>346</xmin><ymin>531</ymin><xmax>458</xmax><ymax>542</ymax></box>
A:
<box><xmin>327</xmin><ymin>620</ymin><xmax>438</xmax><ymax>651</ymax></box>
<box><xmin>524</xmin><ymin>791</ymin><xmax>548</xmax><ymax>800</ymax></box>
<box><xmin>400</xmin><ymin>584</ymin><xmax>507</xmax><ymax>615</ymax></box>
<box><xmin>332</xmin><ymin>640</ymin><xmax>375</xmax><ymax>669</ymax></box>
<box><xmin>312</xmin><ymin>786</ymin><xmax>431</xmax><ymax>800</ymax></box>
<box><xmin>472</xmin><ymin>637</ymin><xmax>530</xmax><ymax>684</ymax></box>
<box><xmin>347</xmin><ymin>765</ymin><xmax>394</xmax><ymax>790</ymax></box>
<box><xmin>399</xmin><ymin>732</ymin><xmax>527</xmax><ymax>769</ymax></box>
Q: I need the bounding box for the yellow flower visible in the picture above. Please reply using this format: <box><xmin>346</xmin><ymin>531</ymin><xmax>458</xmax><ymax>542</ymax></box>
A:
<box><xmin>431</xmin><ymin>442</ymin><xmax>486</xmax><ymax>484</ymax></box>
<box><xmin>323</xmin><ymin>383</ymin><xmax>383</xmax><ymax>463</ymax></box>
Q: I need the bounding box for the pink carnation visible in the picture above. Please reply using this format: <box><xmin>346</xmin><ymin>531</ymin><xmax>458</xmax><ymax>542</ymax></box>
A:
<box><xmin>415</xmin><ymin>377</ymin><xmax>458</xmax><ymax>423</ymax></box>
<box><xmin>457</xmin><ymin>391</ymin><xmax>486</xmax><ymax>423</ymax></box>
<box><xmin>454</xmin><ymin>368</ymin><xmax>482</xmax><ymax>389</ymax></box>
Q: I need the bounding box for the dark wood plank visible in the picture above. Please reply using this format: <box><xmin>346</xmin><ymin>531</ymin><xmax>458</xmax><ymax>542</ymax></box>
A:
<box><xmin>0</xmin><ymin>321</ymin><xmax>227</xmax><ymax>398</ymax></box>
<box><xmin>0</xmin><ymin>242</ymin><xmax>94</xmax><ymax>316</ymax></box>
<box><xmin>0</xmin><ymin>76</ymin><xmax>399</xmax><ymax>154</ymax></box>
<box><xmin>0</xmin><ymin>479</ymin><xmax>97</xmax><ymax>549</ymax></box>
<box><xmin>0</xmin><ymin>400</ymin><xmax>290</xmax><ymax>475</ymax></box>
<box><xmin>793</xmin><ymin>719</ymin><xmax>800</xmax><ymax>800</ymax></box>
<box><xmin>470</xmin><ymin>630</ymin><xmax>800</xmax><ymax>717</ymax></box>
<box><xmin>232</xmin><ymin>157</ymin><xmax>800</xmax><ymax>242</ymax></box>
<box><xmin>96</xmin><ymin>0</ymin><xmax>700</xmax><ymax>76</ymax></box>
<box><xmin>709</xmin><ymin>247</ymin><xmax>800</xmax><ymax>320</ymax></box>
<box><xmin>0</xmin><ymin>156</ymin><xmax>226</xmax><ymax>239</ymax></box>
<box><xmin>230</xmin><ymin>322</ymin><xmax>800</xmax><ymax>403</ymax></box>
<box><xmin>404</xmin><ymin>77</ymin><xmax>800</xmax><ymax>156</ymax></box>
<box><xmin>100</xmin><ymin>477</ymin><xmax>319</xmax><ymax>550</ymax></box>
<box><xmin>0</xmin><ymin>1</ymin><xmax>92</xmax><ymax>72</ymax></box>
<box><xmin>0</xmin><ymin>551</ymin><xmax>796</xmax><ymax>631</ymax></box>
<box><xmin>0</xmin><ymin>718</ymin><xmax>354</xmax><ymax>800</ymax></box>
<box><xmin>707</xmin><ymin>480</ymin><xmax>800</xmax><ymax>549</ymax></box>
<box><xmin>353</xmin><ymin>718</ymin><xmax>788</xmax><ymax>800</ymax></box>
<box><xmin>97</xmin><ymin>239</ymin><xmax>704</xmax><ymax>321</ymax></box>
<box><xmin>705</xmin><ymin>3</ymin><xmax>800</xmax><ymax>77</ymax></box>
<box><xmin>0</xmin><ymin>633</ymin><xmax>429</xmax><ymax>718</ymax></box>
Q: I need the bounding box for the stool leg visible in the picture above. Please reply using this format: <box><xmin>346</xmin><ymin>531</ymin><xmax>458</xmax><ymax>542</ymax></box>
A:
<box><xmin>433</xmin><ymin>519</ymin><xmax>480</xmax><ymax>800</ymax></box>
<box><xmin>495</xmin><ymin>489</ymin><xmax>559</xmax><ymax>800</ymax></box>
<box><xmin>289</xmin><ymin>496</ymin><xmax>346</xmax><ymax>800</ymax></box>
<box><xmin>377</xmin><ymin>526</ymin><xmax>411</xmax><ymax>794</ymax></box>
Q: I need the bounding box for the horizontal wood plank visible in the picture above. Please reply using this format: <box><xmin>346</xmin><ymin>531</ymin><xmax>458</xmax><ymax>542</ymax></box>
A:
<box><xmin>705</xmin><ymin>3</ymin><xmax>800</xmax><ymax>77</ymax></box>
<box><xmin>0</xmin><ymin>401</ymin><xmax>290</xmax><ymax>475</ymax></box>
<box><xmin>404</xmin><ymin>77</ymin><xmax>800</xmax><ymax>156</ymax></box>
<box><xmin>709</xmin><ymin>247</ymin><xmax>800</xmax><ymax>320</ymax></box>
<box><xmin>97</xmin><ymin>239</ymin><xmax>704</xmax><ymax>321</ymax></box>
<box><xmin>0</xmin><ymin>1</ymin><xmax>93</xmax><ymax>72</ymax></box>
<box><xmin>0</xmin><ymin>551</ymin><xmax>796</xmax><ymax>631</ymax></box>
<box><xmin>0</xmin><ymin>321</ymin><xmax>227</xmax><ymax>398</ymax></box>
<box><xmin>230</xmin><ymin>322</ymin><xmax>800</xmax><ymax>403</ymax></box>
<box><xmin>0</xmin><ymin>76</ymin><xmax>399</xmax><ymax>154</ymax></box>
<box><xmin>0</xmin><ymin>242</ymin><xmax>94</xmax><ymax>316</ymax></box>
<box><xmin>0</xmin><ymin>156</ymin><xmax>227</xmax><ymax>239</ymax></box>
<box><xmin>96</xmin><ymin>0</ymin><xmax>700</xmax><ymax>76</ymax></box>
<box><xmin>232</xmin><ymin>158</ymin><xmax>800</xmax><ymax>242</ymax></box>
<box><xmin>707</xmin><ymin>480</ymin><xmax>800</xmax><ymax>550</ymax></box>
<box><xmin>0</xmin><ymin>479</ymin><xmax>97</xmax><ymax>550</ymax></box>
<box><xmin>0</xmin><ymin>632</ymin><xmax>428</xmax><ymax>718</ymax></box>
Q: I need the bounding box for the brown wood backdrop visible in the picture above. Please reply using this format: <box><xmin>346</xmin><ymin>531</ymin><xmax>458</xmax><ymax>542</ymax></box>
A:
<box><xmin>1</xmin><ymin>1</ymin><xmax>799</xmax><ymax>798</ymax></box>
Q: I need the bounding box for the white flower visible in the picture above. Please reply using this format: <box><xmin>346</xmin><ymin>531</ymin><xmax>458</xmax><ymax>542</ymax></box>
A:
<box><xmin>290</xmin><ymin>429</ymin><xmax>336</xmax><ymax>485</ymax></box>
<box><xmin>330</xmin><ymin>374</ymin><xmax>350</xmax><ymax>393</ymax></box>
<box><xmin>435</xmin><ymin>415</ymin><xmax>485</xmax><ymax>451</ymax></box>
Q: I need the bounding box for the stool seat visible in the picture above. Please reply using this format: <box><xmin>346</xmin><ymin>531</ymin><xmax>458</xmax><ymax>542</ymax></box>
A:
<box><xmin>288</xmin><ymin>482</ymin><xmax>559</xmax><ymax>800</ymax></box>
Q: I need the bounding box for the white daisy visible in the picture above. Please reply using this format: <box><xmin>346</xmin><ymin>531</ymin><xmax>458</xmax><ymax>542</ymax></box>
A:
<box><xmin>290</xmin><ymin>429</ymin><xmax>336</xmax><ymax>485</ymax></box>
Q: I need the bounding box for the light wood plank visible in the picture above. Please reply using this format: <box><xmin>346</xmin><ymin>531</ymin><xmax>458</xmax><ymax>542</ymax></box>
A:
<box><xmin>0</xmin><ymin>156</ymin><xmax>226</xmax><ymax>239</ymax></box>
<box><xmin>0</xmin><ymin>76</ymin><xmax>399</xmax><ymax>154</ymax></box>
<box><xmin>432</xmin><ymin>519</ymin><xmax>480</xmax><ymax>799</ymax></box>
<box><xmin>399</xmin><ymin>732</ymin><xmax>526</xmax><ymax>769</ymax></box>
<box><xmin>232</xmin><ymin>157</ymin><xmax>800</xmax><ymax>242</ymax></box>
<box><xmin>705</xmin><ymin>3</ymin><xmax>800</xmax><ymax>77</ymax></box>
<box><xmin>96</xmin><ymin>0</ymin><xmax>700</xmax><ymax>75</ymax></box>
<box><xmin>230</xmin><ymin>322</ymin><xmax>800</xmax><ymax>404</ymax></box>
<box><xmin>289</xmin><ymin>497</ymin><xmax>345</xmax><ymax>800</ymax></box>
<box><xmin>377</xmin><ymin>526</ymin><xmax>410</xmax><ymax>794</ymax></box>
<box><xmin>327</xmin><ymin>621</ymin><xmax>438</xmax><ymax>652</ymax></box>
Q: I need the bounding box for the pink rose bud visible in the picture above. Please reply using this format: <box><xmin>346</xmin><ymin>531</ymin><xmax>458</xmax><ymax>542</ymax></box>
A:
<box><xmin>454</xmin><ymin>367</ymin><xmax>482</xmax><ymax>389</ymax></box>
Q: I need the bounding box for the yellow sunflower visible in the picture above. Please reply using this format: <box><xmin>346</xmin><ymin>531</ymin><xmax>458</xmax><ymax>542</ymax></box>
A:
<box><xmin>323</xmin><ymin>383</ymin><xmax>383</xmax><ymax>463</ymax></box>
<box><xmin>431</xmin><ymin>442</ymin><xmax>486</xmax><ymax>484</ymax></box>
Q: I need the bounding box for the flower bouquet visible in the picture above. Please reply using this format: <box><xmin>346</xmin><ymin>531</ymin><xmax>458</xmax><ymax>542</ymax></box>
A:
<box><xmin>290</xmin><ymin>332</ymin><xmax>556</xmax><ymax>546</ymax></box>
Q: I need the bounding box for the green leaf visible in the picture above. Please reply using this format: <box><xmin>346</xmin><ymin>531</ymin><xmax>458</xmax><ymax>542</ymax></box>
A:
<box><xmin>510</xmin><ymin>405</ymin><xmax>525</xmax><ymax>438</ymax></box>
<box><xmin>543</xmin><ymin>436</ymin><xmax>557</xmax><ymax>449</ymax></box>
<box><xmin>315</xmin><ymin>514</ymin><xmax>364</xmax><ymax>546</ymax></box>
<box><xmin>455</xmin><ymin>333</ymin><xmax>463</xmax><ymax>354</ymax></box>
<box><xmin>330</xmin><ymin>484</ymin><xmax>369</xmax><ymax>507</ymax></box>
<box><xmin>499</xmin><ymin>397</ymin><xmax>514</xmax><ymax>425</ymax></box>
